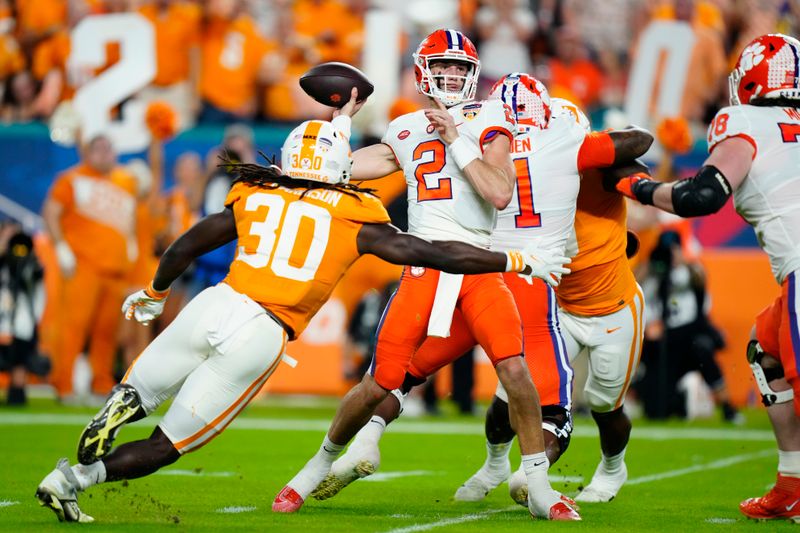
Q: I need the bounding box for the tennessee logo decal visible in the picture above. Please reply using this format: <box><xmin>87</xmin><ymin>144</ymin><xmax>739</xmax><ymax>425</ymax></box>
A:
<box><xmin>398</xmin><ymin>129</ymin><xmax>410</xmax><ymax>140</ymax></box>
<box><xmin>463</xmin><ymin>103</ymin><xmax>482</xmax><ymax>121</ymax></box>
<box><xmin>409</xmin><ymin>266</ymin><xmax>426</xmax><ymax>277</ymax></box>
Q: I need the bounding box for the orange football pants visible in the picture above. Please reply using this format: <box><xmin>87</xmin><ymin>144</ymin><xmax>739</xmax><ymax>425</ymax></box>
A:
<box><xmin>755</xmin><ymin>270</ymin><xmax>800</xmax><ymax>415</ymax></box>
<box><xmin>51</xmin><ymin>261</ymin><xmax>127</xmax><ymax>396</ymax></box>
<box><xmin>411</xmin><ymin>273</ymin><xmax>573</xmax><ymax>408</ymax></box>
<box><xmin>370</xmin><ymin>266</ymin><xmax>523</xmax><ymax>391</ymax></box>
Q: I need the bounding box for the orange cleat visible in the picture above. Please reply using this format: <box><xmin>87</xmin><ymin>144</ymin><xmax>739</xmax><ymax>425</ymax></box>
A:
<box><xmin>272</xmin><ymin>486</ymin><xmax>305</xmax><ymax>513</ymax></box>
<box><xmin>740</xmin><ymin>474</ymin><xmax>800</xmax><ymax>523</ymax></box>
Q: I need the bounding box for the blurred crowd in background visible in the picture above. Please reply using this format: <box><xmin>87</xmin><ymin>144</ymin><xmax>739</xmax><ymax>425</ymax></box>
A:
<box><xmin>0</xmin><ymin>0</ymin><xmax>797</xmax><ymax>420</ymax></box>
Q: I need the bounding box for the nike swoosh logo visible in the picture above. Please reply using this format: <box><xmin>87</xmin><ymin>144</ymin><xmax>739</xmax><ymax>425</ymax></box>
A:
<box><xmin>606</xmin><ymin>327</ymin><xmax>622</xmax><ymax>334</ymax></box>
<box><xmin>787</xmin><ymin>499</ymin><xmax>800</xmax><ymax>511</ymax></box>
<box><xmin>533</xmin><ymin>461</ymin><xmax>546</xmax><ymax>467</ymax></box>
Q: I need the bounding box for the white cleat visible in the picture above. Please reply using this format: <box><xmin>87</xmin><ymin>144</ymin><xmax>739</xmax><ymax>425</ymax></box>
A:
<box><xmin>454</xmin><ymin>461</ymin><xmax>511</xmax><ymax>502</ymax></box>
<box><xmin>311</xmin><ymin>446</ymin><xmax>380</xmax><ymax>500</ymax></box>
<box><xmin>508</xmin><ymin>467</ymin><xmax>528</xmax><ymax>506</ymax></box>
<box><xmin>575</xmin><ymin>461</ymin><xmax>627</xmax><ymax>502</ymax></box>
<box><xmin>35</xmin><ymin>458</ymin><xmax>94</xmax><ymax>523</ymax></box>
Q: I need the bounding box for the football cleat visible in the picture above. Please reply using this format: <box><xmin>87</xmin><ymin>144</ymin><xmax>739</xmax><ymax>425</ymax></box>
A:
<box><xmin>272</xmin><ymin>486</ymin><xmax>305</xmax><ymax>513</ymax></box>
<box><xmin>454</xmin><ymin>461</ymin><xmax>511</xmax><ymax>502</ymax></box>
<box><xmin>312</xmin><ymin>458</ymin><xmax>377</xmax><ymax>501</ymax></box>
<box><xmin>77</xmin><ymin>384</ymin><xmax>144</xmax><ymax>465</ymax></box>
<box><xmin>547</xmin><ymin>501</ymin><xmax>582</xmax><ymax>521</ymax></box>
<box><xmin>740</xmin><ymin>473</ymin><xmax>800</xmax><ymax>523</ymax></box>
<box><xmin>508</xmin><ymin>467</ymin><xmax>527</xmax><ymax>506</ymax></box>
<box><xmin>35</xmin><ymin>458</ymin><xmax>94</xmax><ymax>523</ymax></box>
<box><xmin>575</xmin><ymin>461</ymin><xmax>627</xmax><ymax>502</ymax></box>
<box><xmin>528</xmin><ymin>489</ymin><xmax>581</xmax><ymax>521</ymax></box>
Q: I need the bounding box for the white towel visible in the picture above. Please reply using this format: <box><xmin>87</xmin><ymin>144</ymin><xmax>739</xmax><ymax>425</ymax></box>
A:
<box><xmin>427</xmin><ymin>272</ymin><xmax>463</xmax><ymax>337</ymax></box>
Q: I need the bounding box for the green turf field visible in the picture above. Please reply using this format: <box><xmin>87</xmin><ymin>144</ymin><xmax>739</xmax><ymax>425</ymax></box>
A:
<box><xmin>0</xmin><ymin>397</ymin><xmax>794</xmax><ymax>531</ymax></box>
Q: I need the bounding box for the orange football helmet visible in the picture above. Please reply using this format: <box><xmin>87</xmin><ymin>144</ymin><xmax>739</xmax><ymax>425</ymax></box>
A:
<box><xmin>489</xmin><ymin>73</ymin><xmax>551</xmax><ymax>130</ymax></box>
<box><xmin>728</xmin><ymin>33</ymin><xmax>800</xmax><ymax>105</ymax></box>
<box><xmin>413</xmin><ymin>29</ymin><xmax>480</xmax><ymax>107</ymax></box>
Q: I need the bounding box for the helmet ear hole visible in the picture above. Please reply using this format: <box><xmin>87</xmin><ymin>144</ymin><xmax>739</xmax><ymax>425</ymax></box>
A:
<box><xmin>744</xmin><ymin>82</ymin><xmax>756</xmax><ymax>91</ymax></box>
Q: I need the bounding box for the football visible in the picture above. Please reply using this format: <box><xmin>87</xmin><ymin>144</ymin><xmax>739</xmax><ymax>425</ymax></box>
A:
<box><xmin>299</xmin><ymin>62</ymin><xmax>374</xmax><ymax>108</ymax></box>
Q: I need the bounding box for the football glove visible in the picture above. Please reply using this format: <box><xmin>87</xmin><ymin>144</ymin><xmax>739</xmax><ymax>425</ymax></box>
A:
<box><xmin>121</xmin><ymin>283</ymin><xmax>170</xmax><ymax>326</ymax></box>
<box><xmin>517</xmin><ymin>242</ymin><xmax>571</xmax><ymax>287</ymax></box>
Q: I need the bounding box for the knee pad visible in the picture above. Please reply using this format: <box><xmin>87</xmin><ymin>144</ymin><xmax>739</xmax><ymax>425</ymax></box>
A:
<box><xmin>541</xmin><ymin>405</ymin><xmax>573</xmax><ymax>455</ymax></box>
<box><xmin>747</xmin><ymin>340</ymin><xmax>793</xmax><ymax>407</ymax></box>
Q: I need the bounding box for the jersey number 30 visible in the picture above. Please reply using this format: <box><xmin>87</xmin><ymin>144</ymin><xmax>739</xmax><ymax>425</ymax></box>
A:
<box><xmin>237</xmin><ymin>193</ymin><xmax>331</xmax><ymax>282</ymax></box>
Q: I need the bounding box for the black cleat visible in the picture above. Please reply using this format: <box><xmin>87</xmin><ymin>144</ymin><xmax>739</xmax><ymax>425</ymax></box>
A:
<box><xmin>77</xmin><ymin>384</ymin><xmax>144</xmax><ymax>465</ymax></box>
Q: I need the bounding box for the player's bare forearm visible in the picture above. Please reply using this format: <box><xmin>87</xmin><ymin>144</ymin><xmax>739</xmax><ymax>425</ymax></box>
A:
<box><xmin>464</xmin><ymin>135</ymin><xmax>515</xmax><ymax>209</ymax></box>
<box><xmin>351</xmin><ymin>143</ymin><xmax>400</xmax><ymax>181</ymax></box>
<box><xmin>357</xmin><ymin>223</ymin><xmax>516</xmax><ymax>274</ymax></box>
<box><xmin>609</xmin><ymin>127</ymin><xmax>654</xmax><ymax>165</ymax></box>
<box><xmin>152</xmin><ymin>209</ymin><xmax>237</xmax><ymax>291</ymax></box>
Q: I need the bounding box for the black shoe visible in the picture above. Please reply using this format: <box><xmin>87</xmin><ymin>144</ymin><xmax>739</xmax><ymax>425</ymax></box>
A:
<box><xmin>7</xmin><ymin>386</ymin><xmax>26</xmax><ymax>405</ymax></box>
<box><xmin>77</xmin><ymin>384</ymin><xmax>144</xmax><ymax>465</ymax></box>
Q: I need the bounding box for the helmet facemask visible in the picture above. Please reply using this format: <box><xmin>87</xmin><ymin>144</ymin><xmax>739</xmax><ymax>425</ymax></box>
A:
<box><xmin>414</xmin><ymin>55</ymin><xmax>480</xmax><ymax>107</ymax></box>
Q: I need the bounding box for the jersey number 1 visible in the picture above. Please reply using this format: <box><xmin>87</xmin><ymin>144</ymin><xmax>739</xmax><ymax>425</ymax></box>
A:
<box><xmin>513</xmin><ymin>157</ymin><xmax>541</xmax><ymax>228</ymax></box>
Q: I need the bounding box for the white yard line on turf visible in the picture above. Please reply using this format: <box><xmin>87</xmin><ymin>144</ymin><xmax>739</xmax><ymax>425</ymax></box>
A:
<box><xmin>0</xmin><ymin>500</ymin><xmax>20</xmax><ymax>508</ymax></box>
<box><xmin>626</xmin><ymin>448</ymin><xmax>774</xmax><ymax>485</ymax></box>
<box><xmin>0</xmin><ymin>413</ymin><xmax>776</xmax><ymax>442</ymax></box>
<box><xmin>362</xmin><ymin>470</ymin><xmax>437</xmax><ymax>482</ymax></box>
<box><xmin>216</xmin><ymin>506</ymin><xmax>256</xmax><ymax>514</ymax></box>
<box><xmin>380</xmin><ymin>449</ymin><xmax>775</xmax><ymax>533</ymax></box>
<box><xmin>386</xmin><ymin>506</ymin><xmax>518</xmax><ymax>533</ymax></box>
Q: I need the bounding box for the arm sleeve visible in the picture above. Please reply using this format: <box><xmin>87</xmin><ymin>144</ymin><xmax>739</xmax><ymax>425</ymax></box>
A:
<box><xmin>577</xmin><ymin>132</ymin><xmax>616</xmax><ymax>171</ymax></box>
<box><xmin>477</xmin><ymin>100</ymin><xmax>515</xmax><ymax>151</ymax></box>
<box><xmin>223</xmin><ymin>181</ymin><xmax>245</xmax><ymax>209</ymax></box>
<box><xmin>48</xmin><ymin>175</ymin><xmax>73</xmax><ymax>207</ymax></box>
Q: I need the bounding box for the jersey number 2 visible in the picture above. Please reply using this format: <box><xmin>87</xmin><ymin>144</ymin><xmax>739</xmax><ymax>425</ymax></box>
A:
<box><xmin>513</xmin><ymin>157</ymin><xmax>541</xmax><ymax>228</ymax></box>
<box><xmin>413</xmin><ymin>140</ymin><xmax>453</xmax><ymax>201</ymax></box>
<box><xmin>238</xmin><ymin>193</ymin><xmax>331</xmax><ymax>282</ymax></box>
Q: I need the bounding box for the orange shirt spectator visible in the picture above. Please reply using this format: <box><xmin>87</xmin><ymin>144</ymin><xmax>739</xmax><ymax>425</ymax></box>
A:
<box><xmin>292</xmin><ymin>0</ymin><xmax>364</xmax><ymax>65</ymax></box>
<box><xmin>137</xmin><ymin>1</ymin><xmax>202</xmax><ymax>87</ymax></box>
<box><xmin>199</xmin><ymin>12</ymin><xmax>275</xmax><ymax>120</ymax></box>
<box><xmin>0</xmin><ymin>34</ymin><xmax>25</xmax><ymax>81</ymax></box>
<box><xmin>547</xmin><ymin>26</ymin><xmax>605</xmax><ymax>109</ymax></box>
<box><xmin>15</xmin><ymin>0</ymin><xmax>67</xmax><ymax>42</ymax></box>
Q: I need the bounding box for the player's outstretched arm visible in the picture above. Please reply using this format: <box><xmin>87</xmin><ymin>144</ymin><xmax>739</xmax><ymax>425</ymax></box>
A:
<box><xmin>151</xmin><ymin>208</ymin><xmax>237</xmax><ymax>291</ymax></box>
<box><xmin>350</xmin><ymin>143</ymin><xmax>402</xmax><ymax>181</ymax></box>
<box><xmin>356</xmin><ymin>223</ymin><xmax>571</xmax><ymax>284</ymax></box>
<box><xmin>604</xmin><ymin>136</ymin><xmax>754</xmax><ymax>217</ymax></box>
<box><xmin>578</xmin><ymin>127</ymin><xmax>654</xmax><ymax>172</ymax></box>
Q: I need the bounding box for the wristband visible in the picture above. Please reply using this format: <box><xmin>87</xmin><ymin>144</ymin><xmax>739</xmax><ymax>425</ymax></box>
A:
<box><xmin>449</xmin><ymin>136</ymin><xmax>479</xmax><ymax>170</ymax></box>
<box><xmin>145</xmin><ymin>282</ymin><xmax>171</xmax><ymax>300</ymax></box>
<box><xmin>505</xmin><ymin>250</ymin><xmax>525</xmax><ymax>272</ymax></box>
<box><xmin>331</xmin><ymin>115</ymin><xmax>352</xmax><ymax>140</ymax></box>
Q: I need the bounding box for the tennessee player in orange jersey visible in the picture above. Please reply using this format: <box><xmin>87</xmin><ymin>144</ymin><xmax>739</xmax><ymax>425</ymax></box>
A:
<box><xmin>34</xmin><ymin>101</ymin><xmax>565</xmax><ymax>523</ymax></box>
<box><xmin>276</xmin><ymin>31</ymin><xmax>580</xmax><ymax>522</ymax></box>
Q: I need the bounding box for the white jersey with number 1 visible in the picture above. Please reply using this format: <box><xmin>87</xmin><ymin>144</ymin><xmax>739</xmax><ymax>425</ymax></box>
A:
<box><xmin>382</xmin><ymin>99</ymin><xmax>516</xmax><ymax>248</ymax></box>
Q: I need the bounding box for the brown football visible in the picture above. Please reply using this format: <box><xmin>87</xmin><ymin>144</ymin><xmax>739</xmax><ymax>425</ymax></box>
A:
<box><xmin>299</xmin><ymin>62</ymin><xmax>374</xmax><ymax>108</ymax></box>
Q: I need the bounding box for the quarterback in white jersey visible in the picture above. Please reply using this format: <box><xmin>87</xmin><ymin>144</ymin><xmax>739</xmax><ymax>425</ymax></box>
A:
<box><xmin>275</xmin><ymin>30</ymin><xmax>578</xmax><ymax>521</ymax></box>
<box><xmin>607</xmin><ymin>33</ymin><xmax>800</xmax><ymax>522</ymax></box>
<box><xmin>306</xmin><ymin>75</ymin><xmax>653</xmax><ymax>509</ymax></box>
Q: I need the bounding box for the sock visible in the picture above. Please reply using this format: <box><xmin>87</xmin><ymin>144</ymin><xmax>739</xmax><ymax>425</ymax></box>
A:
<box><xmin>779</xmin><ymin>450</ymin><xmax>800</xmax><ymax>478</ymax></box>
<box><xmin>600</xmin><ymin>448</ymin><xmax>627</xmax><ymax>475</ymax></box>
<box><xmin>71</xmin><ymin>461</ymin><xmax>107</xmax><ymax>491</ymax></box>
<box><xmin>521</xmin><ymin>452</ymin><xmax>551</xmax><ymax>489</ymax></box>
<box><xmin>288</xmin><ymin>435</ymin><xmax>345</xmax><ymax>498</ymax></box>
<box><xmin>352</xmin><ymin>416</ymin><xmax>386</xmax><ymax>448</ymax></box>
<box><xmin>484</xmin><ymin>440</ymin><xmax>512</xmax><ymax>472</ymax></box>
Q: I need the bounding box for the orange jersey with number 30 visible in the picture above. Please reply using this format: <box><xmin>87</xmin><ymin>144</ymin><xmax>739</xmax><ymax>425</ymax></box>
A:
<box><xmin>223</xmin><ymin>182</ymin><xmax>390</xmax><ymax>338</ymax></box>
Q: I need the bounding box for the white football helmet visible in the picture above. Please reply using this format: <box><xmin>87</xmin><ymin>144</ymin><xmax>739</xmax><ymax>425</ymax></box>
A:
<box><xmin>550</xmin><ymin>97</ymin><xmax>591</xmax><ymax>133</ymax></box>
<box><xmin>489</xmin><ymin>73</ymin><xmax>551</xmax><ymax>131</ymax></box>
<box><xmin>280</xmin><ymin>120</ymin><xmax>352</xmax><ymax>185</ymax></box>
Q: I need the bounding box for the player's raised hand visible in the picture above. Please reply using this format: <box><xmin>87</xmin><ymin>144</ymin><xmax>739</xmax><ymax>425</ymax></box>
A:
<box><xmin>333</xmin><ymin>87</ymin><xmax>366</xmax><ymax>119</ymax></box>
<box><xmin>424</xmin><ymin>98</ymin><xmax>459</xmax><ymax>144</ymax></box>
<box><xmin>519</xmin><ymin>241</ymin><xmax>571</xmax><ymax>287</ymax></box>
<box><xmin>121</xmin><ymin>284</ymin><xmax>170</xmax><ymax>326</ymax></box>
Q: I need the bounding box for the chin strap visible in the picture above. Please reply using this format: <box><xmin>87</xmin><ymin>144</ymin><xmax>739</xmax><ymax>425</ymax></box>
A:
<box><xmin>747</xmin><ymin>340</ymin><xmax>793</xmax><ymax>406</ymax></box>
